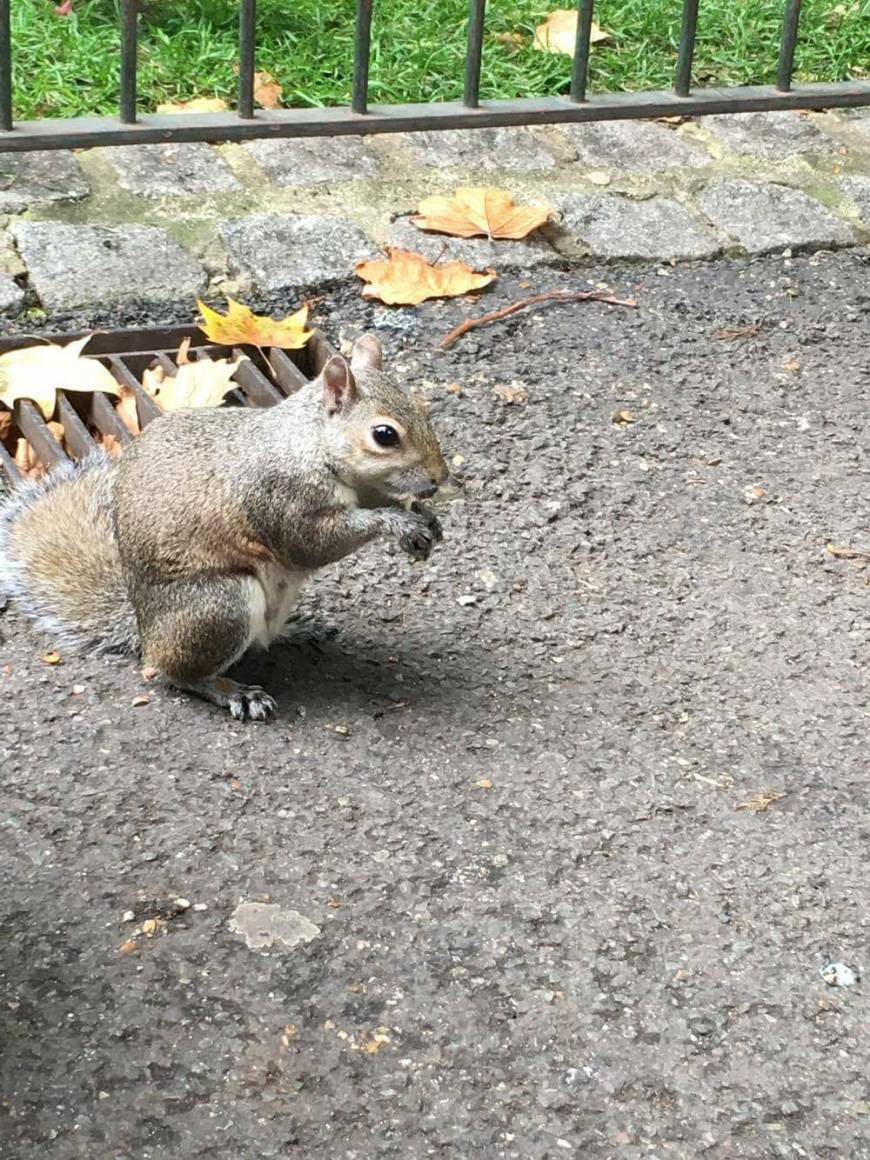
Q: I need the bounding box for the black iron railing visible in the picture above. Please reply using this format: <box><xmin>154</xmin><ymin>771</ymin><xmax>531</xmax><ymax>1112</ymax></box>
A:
<box><xmin>0</xmin><ymin>0</ymin><xmax>868</xmax><ymax>152</ymax></box>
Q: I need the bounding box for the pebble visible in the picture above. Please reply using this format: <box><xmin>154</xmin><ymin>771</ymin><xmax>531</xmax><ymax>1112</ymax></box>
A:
<box><xmin>819</xmin><ymin>961</ymin><xmax>860</xmax><ymax>987</ymax></box>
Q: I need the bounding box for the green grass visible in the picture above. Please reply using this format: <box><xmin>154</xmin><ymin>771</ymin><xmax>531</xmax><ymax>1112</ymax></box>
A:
<box><xmin>11</xmin><ymin>0</ymin><xmax>870</xmax><ymax>120</ymax></box>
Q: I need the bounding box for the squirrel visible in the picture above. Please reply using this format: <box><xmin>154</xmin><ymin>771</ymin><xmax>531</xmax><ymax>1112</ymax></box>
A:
<box><xmin>0</xmin><ymin>334</ymin><xmax>448</xmax><ymax>721</ymax></box>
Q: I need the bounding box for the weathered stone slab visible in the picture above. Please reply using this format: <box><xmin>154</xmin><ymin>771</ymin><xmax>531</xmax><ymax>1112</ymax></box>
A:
<box><xmin>220</xmin><ymin>213</ymin><xmax>370</xmax><ymax>291</ymax></box>
<box><xmin>243</xmin><ymin>136</ymin><xmax>380</xmax><ymax>186</ymax></box>
<box><xmin>11</xmin><ymin>221</ymin><xmax>207</xmax><ymax>310</ymax></box>
<box><xmin>385</xmin><ymin>217</ymin><xmax>560</xmax><ymax>270</ymax></box>
<box><xmin>703</xmin><ymin>111</ymin><xmax>829</xmax><ymax>160</ymax></box>
<box><xmin>0</xmin><ymin>272</ymin><xmax>24</xmax><ymax>315</ymax></box>
<box><xmin>839</xmin><ymin>175</ymin><xmax>870</xmax><ymax>225</ymax></box>
<box><xmin>0</xmin><ymin>151</ymin><xmax>89</xmax><ymax>212</ymax></box>
<box><xmin>698</xmin><ymin>180</ymin><xmax>856</xmax><ymax>254</ymax></box>
<box><xmin>551</xmin><ymin>120</ymin><xmax>711</xmax><ymax>172</ymax></box>
<box><xmin>401</xmin><ymin>127</ymin><xmax>556</xmax><ymax>171</ymax></box>
<box><xmin>100</xmin><ymin>143</ymin><xmax>241</xmax><ymax>197</ymax></box>
<box><xmin>552</xmin><ymin>193</ymin><xmax>721</xmax><ymax>261</ymax></box>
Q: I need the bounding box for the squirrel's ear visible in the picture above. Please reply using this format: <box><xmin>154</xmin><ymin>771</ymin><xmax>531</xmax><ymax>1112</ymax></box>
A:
<box><xmin>350</xmin><ymin>334</ymin><xmax>383</xmax><ymax>373</ymax></box>
<box><xmin>322</xmin><ymin>356</ymin><xmax>358</xmax><ymax>415</ymax></box>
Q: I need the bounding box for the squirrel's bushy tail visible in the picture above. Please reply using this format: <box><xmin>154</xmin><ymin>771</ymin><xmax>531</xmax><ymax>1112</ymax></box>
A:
<box><xmin>0</xmin><ymin>452</ymin><xmax>138</xmax><ymax>654</ymax></box>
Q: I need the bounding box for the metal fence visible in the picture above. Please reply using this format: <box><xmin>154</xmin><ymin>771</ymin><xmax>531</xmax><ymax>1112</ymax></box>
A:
<box><xmin>0</xmin><ymin>0</ymin><xmax>869</xmax><ymax>152</ymax></box>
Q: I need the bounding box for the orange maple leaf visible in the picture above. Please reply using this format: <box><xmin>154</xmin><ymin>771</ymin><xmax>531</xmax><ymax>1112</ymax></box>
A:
<box><xmin>355</xmin><ymin>248</ymin><xmax>496</xmax><ymax>306</ymax></box>
<box><xmin>411</xmin><ymin>187</ymin><xmax>552</xmax><ymax>241</ymax></box>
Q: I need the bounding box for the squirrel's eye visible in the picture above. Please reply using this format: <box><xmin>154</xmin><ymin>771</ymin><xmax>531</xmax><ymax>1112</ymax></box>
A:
<box><xmin>372</xmin><ymin>424</ymin><xmax>400</xmax><ymax>448</ymax></box>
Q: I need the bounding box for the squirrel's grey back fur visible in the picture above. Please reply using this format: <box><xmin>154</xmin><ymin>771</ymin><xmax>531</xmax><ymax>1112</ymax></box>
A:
<box><xmin>0</xmin><ymin>450</ymin><xmax>137</xmax><ymax>654</ymax></box>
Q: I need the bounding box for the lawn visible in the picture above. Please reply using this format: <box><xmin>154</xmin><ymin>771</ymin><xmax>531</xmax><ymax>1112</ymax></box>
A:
<box><xmin>11</xmin><ymin>0</ymin><xmax>870</xmax><ymax>120</ymax></box>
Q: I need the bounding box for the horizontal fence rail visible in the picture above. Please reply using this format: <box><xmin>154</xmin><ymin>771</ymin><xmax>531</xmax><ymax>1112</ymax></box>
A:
<box><xmin>0</xmin><ymin>0</ymin><xmax>868</xmax><ymax>152</ymax></box>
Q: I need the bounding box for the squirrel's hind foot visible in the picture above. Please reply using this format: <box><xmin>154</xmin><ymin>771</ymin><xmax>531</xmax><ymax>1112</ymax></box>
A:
<box><xmin>173</xmin><ymin>675</ymin><xmax>277</xmax><ymax>722</ymax></box>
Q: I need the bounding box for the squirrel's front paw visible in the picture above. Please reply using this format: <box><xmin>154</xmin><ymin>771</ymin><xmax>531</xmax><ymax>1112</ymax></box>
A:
<box><xmin>410</xmin><ymin>501</ymin><xmax>444</xmax><ymax>546</ymax></box>
<box><xmin>392</xmin><ymin>510</ymin><xmax>439</xmax><ymax>561</ymax></box>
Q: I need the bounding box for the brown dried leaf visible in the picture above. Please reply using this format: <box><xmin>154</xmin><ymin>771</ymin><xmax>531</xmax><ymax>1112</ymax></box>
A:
<box><xmin>533</xmin><ymin>9</ymin><xmax>612</xmax><ymax>55</ymax></box>
<box><xmin>254</xmin><ymin>70</ymin><xmax>282</xmax><ymax>109</ymax></box>
<box><xmin>493</xmin><ymin>31</ymin><xmax>526</xmax><ymax>48</ymax></box>
<box><xmin>355</xmin><ymin>248</ymin><xmax>495</xmax><ymax>306</ymax></box>
<box><xmin>411</xmin><ymin>187</ymin><xmax>551</xmax><ymax>240</ymax></box>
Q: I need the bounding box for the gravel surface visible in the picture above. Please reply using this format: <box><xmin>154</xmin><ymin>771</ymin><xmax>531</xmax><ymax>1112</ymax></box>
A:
<box><xmin>2</xmin><ymin>252</ymin><xmax>869</xmax><ymax>1159</ymax></box>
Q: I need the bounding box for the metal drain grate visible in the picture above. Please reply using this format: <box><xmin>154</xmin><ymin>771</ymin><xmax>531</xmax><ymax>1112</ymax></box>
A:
<box><xmin>0</xmin><ymin>325</ymin><xmax>338</xmax><ymax>487</ymax></box>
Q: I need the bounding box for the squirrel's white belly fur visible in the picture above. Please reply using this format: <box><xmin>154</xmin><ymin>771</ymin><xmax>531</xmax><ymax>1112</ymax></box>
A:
<box><xmin>244</xmin><ymin>565</ymin><xmax>308</xmax><ymax>651</ymax></box>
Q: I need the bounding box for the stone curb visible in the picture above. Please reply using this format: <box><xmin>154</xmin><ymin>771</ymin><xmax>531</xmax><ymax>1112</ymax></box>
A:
<box><xmin>0</xmin><ymin>109</ymin><xmax>869</xmax><ymax>314</ymax></box>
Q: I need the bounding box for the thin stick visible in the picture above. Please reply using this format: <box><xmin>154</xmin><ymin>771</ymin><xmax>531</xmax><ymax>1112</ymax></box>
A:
<box><xmin>439</xmin><ymin>289</ymin><xmax>637</xmax><ymax>349</ymax></box>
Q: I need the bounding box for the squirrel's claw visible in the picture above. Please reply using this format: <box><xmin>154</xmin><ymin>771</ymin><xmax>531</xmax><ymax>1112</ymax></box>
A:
<box><xmin>226</xmin><ymin>685</ymin><xmax>277</xmax><ymax>722</ymax></box>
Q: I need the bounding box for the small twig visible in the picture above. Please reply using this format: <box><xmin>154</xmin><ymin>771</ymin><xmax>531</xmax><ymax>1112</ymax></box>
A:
<box><xmin>439</xmin><ymin>289</ymin><xmax>637</xmax><ymax>349</ymax></box>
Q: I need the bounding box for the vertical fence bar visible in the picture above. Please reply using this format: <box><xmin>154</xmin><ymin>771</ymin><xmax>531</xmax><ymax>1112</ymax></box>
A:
<box><xmin>120</xmin><ymin>0</ymin><xmax>138</xmax><ymax>124</ymax></box>
<box><xmin>570</xmin><ymin>0</ymin><xmax>595</xmax><ymax>102</ymax></box>
<box><xmin>777</xmin><ymin>0</ymin><xmax>802</xmax><ymax>92</ymax></box>
<box><xmin>0</xmin><ymin>0</ymin><xmax>10</xmax><ymax>131</ymax></box>
<box><xmin>675</xmin><ymin>0</ymin><xmax>699</xmax><ymax>97</ymax></box>
<box><xmin>464</xmin><ymin>0</ymin><xmax>486</xmax><ymax>108</ymax></box>
<box><xmin>238</xmin><ymin>0</ymin><xmax>256</xmax><ymax>118</ymax></box>
<box><xmin>352</xmin><ymin>0</ymin><xmax>373</xmax><ymax>114</ymax></box>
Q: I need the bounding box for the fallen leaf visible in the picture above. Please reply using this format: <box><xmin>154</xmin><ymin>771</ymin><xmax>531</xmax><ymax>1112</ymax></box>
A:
<box><xmin>143</xmin><ymin>354</ymin><xmax>248</xmax><ymax>412</ymax></box>
<box><xmin>356</xmin><ymin>248</ymin><xmax>495</xmax><ymax>306</ymax></box>
<box><xmin>533</xmin><ymin>9</ymin><xmax>612</xmax><ymax>56</ymax></box>
<box><xmin>492</xmin><ymin>382</ymin><xmax>528</xmax><ymax>405</ymax></box>
<box><xmin>411</xmin><ymin>187</ymin><xmax>551</xmax><ymax>241</ymax></box>
<box><xmin>197</xmin><ymin>299</ymin><xmax>314</xmax><ymax>351</ymax></box>
<box><xmin>0</xmin><ymin>336</ymin><xmax>119</xmax><ymax>419</ymax></box>
<box><xmin>115</xmin><ymin>385</ymin><xmax>141</xmax><ymax>435</ymax></box>
<box><xmin>826</xmin><ymin>543</ymin><xmax>870</xmax><ymax>560</ymax></box>
<box><xmin>156</xmin><ymin>97</ymin><xmax>229</xmax><ymax>114</ymax></box>
<box><xmin>714</xmin><ymin>324</ymin><xmax>762</xmax><ymax>340</ymax></box>
<box><xmin>493</xmin><ymin>31</ymin><xmax>526</xmax><ymax>48</ymax></box>
<box><xmin>735</xmin><ymin>790</ymin><xmax>785</xmax><ymax>812</ymax></box>
<box><xmin>41</xmin><ymin>650</ymin><xmax>63</xmax><ymax>665</ymax></box>
<box><xmin>254</xmin><ymin>70</ymin><xmax>282</xmax><ymax>109</ymax></box>
<box><xmin>141</xmin><ymin>918</ymin><xmax>161</xmax><ymax>935</ymax></box>
<box><xmin>613</xmin><ymin>409</ymin><xmax>636</xmax><ymax>424</ymax></box>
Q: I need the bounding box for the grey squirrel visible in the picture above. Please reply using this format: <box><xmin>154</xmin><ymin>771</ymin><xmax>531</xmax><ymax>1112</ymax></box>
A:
<box><xmin>0</xmin><ymin>334</ymin><xmax>448</xmax><ymax>721</ymax></box>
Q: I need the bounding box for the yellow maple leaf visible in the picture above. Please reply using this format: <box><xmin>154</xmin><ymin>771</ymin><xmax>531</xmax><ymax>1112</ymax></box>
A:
<box><xmin>197</xmin><ymin>299</ymin><xmax>314</xmax><ymax>351</ymax></box>
<box><xmin>533</xmin><ymin>9</ymin><xmax>612</xmax><ymax>56</ymax></box>
<box><xmin>355</xmin><ymin>248</ymin><xmax>496</xmax><ymax>306</ymax></box>
<box><xmin>156</xmin><ymin>96</ymin><xmax>229</xmax><ymax>114</ymax></box>
<box><xmin>142</xmin><ymin>353</ymin><xmax>248</xmax><ymax>412</ymax></box>
<box><xmin>411</xmin><ymin>187</ymin><xmax>552</xmax><ymax>240</ymax></box>
<box><xmin>0</xmin><ymin>335</ymin><xmax>119</xmax><ymax>420</ymax></box>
